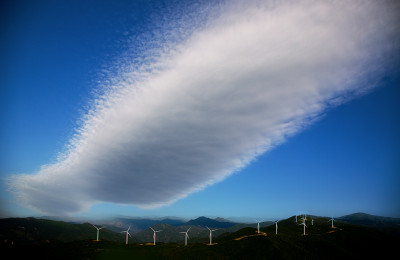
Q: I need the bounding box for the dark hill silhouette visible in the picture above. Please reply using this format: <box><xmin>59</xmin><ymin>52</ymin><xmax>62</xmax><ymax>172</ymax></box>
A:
<box><xmin>184</xmin><ymin>216</ymin><xmax>237</xmax><ymax>228</ymax></box>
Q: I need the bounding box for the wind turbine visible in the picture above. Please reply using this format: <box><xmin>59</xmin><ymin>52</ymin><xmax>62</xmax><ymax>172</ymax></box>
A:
<box><xmin>179</xmin><ymin>227</ymin><xmax>191</xmax><ymax>246</ymax></box>
<box><xmin>300</xmin><ymin>217</ymin><xmax>307</xmax><ymax>235</ymax></box>
<box><xmin>121</xmin><ymin>226</ymin><xmax>132</xmax><ymax>245</ymax></box>
<box><xmin>206</xmin><ymin>227</ymin><xmax>218</xmax><ymax>245</ymax></box>
<box><xmin>295</xmin><ymin>215</ymin><xmax>298</xmax><ymax>222</ymax></box>
<box><xmin>274</xmin><ymin>221</ymin><xmax>279</xmax><ymax>235</ymax></box>
<box><xmin>255</xmin><ymin>219</ymin><xmax>263</xmax><ymax>233</ymax></box>
<box><xmin>311</xmin><ymin>218</ymin><xmax>314</xmax><ymax>226</ymax></box>
<box><xmin>91</xmin><ymin>224</ymin><xmax>104</xmax><ymax>241</ymax></box>
<box><xmin>328</xmin><ymin>216</ymin><xmax>335</xmax><ymax>228</ymax></box>
<box><xmin>150</xmin><ymin>227</ymin><xmax>163</xmax><ymax>245</ymax></box>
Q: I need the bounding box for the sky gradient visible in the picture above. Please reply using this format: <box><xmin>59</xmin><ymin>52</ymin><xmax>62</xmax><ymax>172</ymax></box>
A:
<box><xmin>1</xmin><ymin>0</ymin><xmax>399</xmax><ymax>221</ymax></box>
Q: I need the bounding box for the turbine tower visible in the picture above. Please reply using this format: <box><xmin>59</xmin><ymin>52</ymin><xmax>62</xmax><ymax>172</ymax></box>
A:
<box><xmin>150</xmin><ymin>227</ymin><xmax>163</xmax><ymax>245</ymax></box>
<box><xmin>121</xmin><ymin>226</ymin><xmax>132</xmax><ymax>245</ymax></box>
<box><xmin>300</xmin><ymin>218</ymin><xmax>307</xmax><ymax>235</ymax></box>
<box><xmin>274</xmin><ymin>221</ymin><xmax>279</xmax><ymax>235</ymax></box>
<box><xmin>179</xmin><ymin>227</ymin><xmax>191</xmax><ymax>246</ymax></box>
<box><xmin>311</xmin><ymin>218</ymin><xmax>314</xmax><ymax>226</ymax></box>
<box><xmin>91</xmin><ymin>224</ymin><xmax>103</xmax><ymax>241</ymax></box>
<box><xmin>206</xmin><ymin>227</ymin><xmax>218</xmax><ymax>245</ymax></box>
<box><xmin>328</xmin><ymin>216</ymin><xmax>335</xmax><ymax>228</ymax></box>
<box><xmin>295</xmin><ymin>215</ymin><xmax>298</xmax><ymax>222</ymax></box>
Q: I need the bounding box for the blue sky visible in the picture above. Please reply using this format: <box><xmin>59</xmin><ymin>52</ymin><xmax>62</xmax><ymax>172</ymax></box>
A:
<box><xmin>1</xmin><ymin>0</ymin><xmax>399</xmax><ymax>221</ymax></box>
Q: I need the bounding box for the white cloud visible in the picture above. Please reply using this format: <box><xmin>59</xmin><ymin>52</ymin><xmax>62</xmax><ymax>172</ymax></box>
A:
<box><xmin>9</xmin><ymin>0</ymin><xmax>399</xmax><ymax>215</ymax></box>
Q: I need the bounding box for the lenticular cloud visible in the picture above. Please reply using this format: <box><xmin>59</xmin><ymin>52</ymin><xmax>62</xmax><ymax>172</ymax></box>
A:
<box><xmin>10</xmin><ymin>0</ymin><xmax>399</xmax><ymax>215</ymax></box>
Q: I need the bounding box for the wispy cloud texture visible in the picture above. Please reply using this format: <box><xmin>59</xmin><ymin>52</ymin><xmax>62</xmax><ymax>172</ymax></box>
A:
<box><xmin>10</xmin><ymin>0</ymin><xmax>399</xmax><ymax>215</ymax></box>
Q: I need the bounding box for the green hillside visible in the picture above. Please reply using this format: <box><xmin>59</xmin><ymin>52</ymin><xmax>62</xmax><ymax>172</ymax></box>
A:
<box><xmin>0</xmin><ymin>217</ymin><xmax>129</xmax><ymax>243</ymax></box>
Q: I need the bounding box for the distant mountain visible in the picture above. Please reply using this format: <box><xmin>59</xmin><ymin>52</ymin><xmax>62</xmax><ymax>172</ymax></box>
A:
<box><xmin>338</xmin><ymin>212</ymin><xmax>400</xmax><ymax>229</ymax></box>
<box><xmin>104</xmin><ymin>217</ymin><xmax>186</xmax><ymax>233</ymax></box>
<box><xmin>184</xmin><ymin>216</ymin><xmax>237</xmax><ymax>228</ymax></box>
<box><xmin>214</xmin><ymin>217</ymin><xmax>234</xmax><ymax>223</ymax></box>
